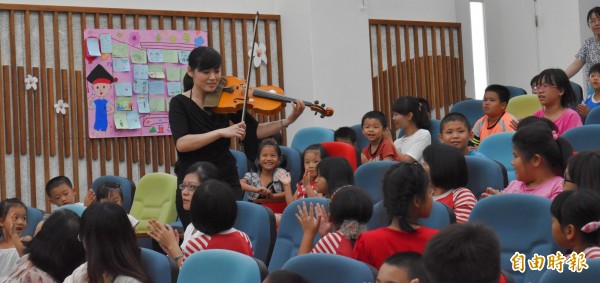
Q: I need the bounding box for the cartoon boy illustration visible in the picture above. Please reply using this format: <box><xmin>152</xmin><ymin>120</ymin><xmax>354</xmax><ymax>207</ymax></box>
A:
<box><xmin>87</xmin><ymin>64</ymin><xmax>115</xmax><ymax>138</ymax></box>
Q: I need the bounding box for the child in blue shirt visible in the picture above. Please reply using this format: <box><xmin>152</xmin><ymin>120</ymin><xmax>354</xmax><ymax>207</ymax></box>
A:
<box><xmin>578</xmin><ymin>63</ymin><xmax>600</xmax><ymax>119</ymax></box>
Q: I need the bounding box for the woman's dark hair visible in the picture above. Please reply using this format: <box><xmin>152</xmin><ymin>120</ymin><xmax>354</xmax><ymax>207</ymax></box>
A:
<box><xmin>392</xmin><ymin>96</ymin><xmax>431</xmax><ymax>131</ymax></box>
<box><xmin>300</xmin><ymin>143</ymin><xmax>328</xmax><ymax>174</ymax></box>
<box><xmin>567</xmin><ymin>150</ymin><xmax>600</xmax><ymax>192</ymax></box>
<box><xmin>537</xmin><ymin>68</ymin><xmax>576</xmax><ymax>108</ymax></box>
<box><xmin>182</xmin><ymin>73</ymin><xmax>194</xmax><ymax>92</ymax></box>
<box><xmin>184</xmin><ymin>161</ymin><xmax>219</xmax><ymax>183</ymax></box>
<box><xmin>587</xmin><ymin>7</ymin><xmax>600</xmax><ymax>23</ymax></box>
<box><xmin>27</xmin><ymin>209</ymin><xmax>85</xmax><ymax>282</ymax></box>
<box><xmin>0</xmin><ymin>198</ymin><xmax>26</xmax><ymax>239</ymax></box>
<box><xmin>316</xmin><ymin>157</ymin><xmax>354</xmax><ymax>197</ymax></box>
<box><xmin>422</xmin><ymin>144</ymin><xmax>468</xmax><ymax>191</ymax></box>
<box><xmin>81</xmin><ymin>202</ymin><xmax>147</xmax><ymax>283</ymax></box>
<box><xmin>516</xmin><ymin>116</ymin><xmax>558</xmax><ymax>132</ymax></box>
<box><xmin>96</xmin><ymin>182</ymin><xmax>123</xmax><ymax>202</ymax></box>
<box><xmin>187</xmin><ymin>46</ymin><xmax>221</xmax><ymax>71</ymax></box>
<box><xmin>382</xmin><ymin>162</ymin><xmax>430</xmax><ymax>233</ymax></box>
<box><xmin>190</xmin><ymin>180</ymin><xmax>237</xmax><ymax>235</ymax></box>
<box><xmin>513</xmin><ymin>124</ymin><xmax>573</xmax><ymax>177</ymax></box>
<box><xmin>329</xmin><ymin>185</ymin><xmax>373</xmax><ymax>227</ymax></box>
<box><xmin>551</xmin><ymin>190</ymin><xmax>600</xmax><ymax>245</ymax></box>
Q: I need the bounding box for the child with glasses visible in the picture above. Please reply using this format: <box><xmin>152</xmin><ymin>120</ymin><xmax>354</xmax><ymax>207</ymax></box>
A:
<box><xmin>533</xmin><ymin>68</ymin><xmax>582</xmax><ymax>135</ymax></box>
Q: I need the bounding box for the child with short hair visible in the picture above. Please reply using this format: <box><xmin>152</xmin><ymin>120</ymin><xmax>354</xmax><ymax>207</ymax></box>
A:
<box><xmin>392</xmin><ymin>97</ymin><xmax>431</xmax><ymax>163</ymax></box>
<box><xmin>314</xmin><ymin>157</ymin><xmax>355</xmax><ymax>198</ymax></box>
<box><xmin>361</xmin><ymin>111</ymin><xmax>400</xmax><ymax>163</ymax></box>
<box><xmin>96</xmin><ymin>182</ymin><xmax>139</xmax><ymax>227</ymax></box>
<box><xmin>353</xmin><ymin>163</ymin><xmax>437</xmax><ymax>269</ymax></box>
<box><xmin>240</xmin><ymin>138</ymin><xmax>290</xmax><ymax>201</ymax></box>
<box><xmin>296</xmin><ymin>186</ymin><xmax>373</xmax><ymax>257</ymax></box>
<box><xmin>577</xmin><ymin>63</ymin><xmax>600</xmax><ymax>119</ymax></box>
<box><xmin>334</xmin><ymin>126</ymin><xmax>357</xmax><ymax>146</ymax></box>
<box><xmin>0</xmin><ymin>198</ymin><xmax>27</xmax><ymax>281</ymax></box>
<box><xmin>471</xmin><ymin>84</ymin><xmax>518</xmax><ymax>147</ymax></box>
<box><xmin>147</xmin><ymin>180</ymin><xmax>253</xmax><ymax>267</ymax></box>
<box><xmin>377</xmin><ymin>252</ymin><xmax>430</xmax><ymax>283</ymax></box>
<box><xmin>423</xmin><ymin>144</ymin><xmax>477</xmax><ymax>223</ymax></box>
<box><xmin>439</xmin><ymin>112</ymin><xmax>487</xmax><ymax>158</ymax></box>
<box><xmin>551</xmin><ymin>190</ymin><xmax>600</xmax><ymax>259</ymax></box>
<box><xmin>534</xmin><ymin>68</ymin><xmax>582</xmax><ymax>135</ymax></box>
<box><xmin>531</xmin><ymin>74</ymin><xmax>540</xmax><ymax>94</ymax></box>
<box><xmin>45</xmin><ymin>176</ymin><xmax>95</xmax><ymax>208</ymax></box>
<box><xmin>283</xmin><ymin>144</ymin><xmax>327</xmax><ymax>204</ymax></box>
<box><xmin>423</xmin><ymin>223</ymin><xmax>502</xmax><ymax>283</ymax></box>
<box><xmin>563</xmin><ymin>150</ymin><xmax>600</xmax><ymax>192</ymax></box>
<box><xmin>483</xmin><ymin>124</ymin><xmax>573</xmax><ymax>200</ymax></box>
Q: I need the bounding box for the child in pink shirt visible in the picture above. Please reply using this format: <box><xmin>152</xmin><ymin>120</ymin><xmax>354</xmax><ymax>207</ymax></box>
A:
<box><xmin>483</xmin><ymin>123</ymin><xmax>573</xmax><ymax>200</ymax></box>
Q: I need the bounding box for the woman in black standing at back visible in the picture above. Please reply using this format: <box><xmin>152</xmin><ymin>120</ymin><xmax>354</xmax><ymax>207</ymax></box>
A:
<box><xmin>169</xmin><ymin>46</ymin><xmax>305</xmax><ymax>227</ymax></box>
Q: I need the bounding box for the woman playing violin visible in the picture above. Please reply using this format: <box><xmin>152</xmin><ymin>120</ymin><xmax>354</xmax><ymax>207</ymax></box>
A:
<box><xmin>169</xmin><ymin>46</ymin><xmax>305</xmax><ymax>227</ymax></box>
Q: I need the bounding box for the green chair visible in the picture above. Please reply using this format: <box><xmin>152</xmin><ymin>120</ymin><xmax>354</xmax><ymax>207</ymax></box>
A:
<box><xmin>130</xmin><ymin>172</ymin><xmax>178</xmax><ymax>234</ymax></box>
<box><xmin>506</xmin><ymin>94</ymin><xmax>542</xmax><ymax>119</ymax></box>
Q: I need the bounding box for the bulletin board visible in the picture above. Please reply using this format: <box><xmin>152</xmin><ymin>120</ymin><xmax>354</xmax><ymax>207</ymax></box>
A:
<box><xmin>84</xmin><ymin>29</ymin><xmax>207</xmax><ymax>138</ymax></box>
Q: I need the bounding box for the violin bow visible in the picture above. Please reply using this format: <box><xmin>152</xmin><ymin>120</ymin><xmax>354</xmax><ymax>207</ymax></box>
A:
<box><xmin>241</xmin><ymin>11</ymin><xmax>260</xmax><ymax>123</ymax></box>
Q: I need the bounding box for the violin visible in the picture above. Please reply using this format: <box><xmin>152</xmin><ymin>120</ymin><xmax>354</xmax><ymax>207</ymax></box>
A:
<box><xmin>212</xmin><ymin>76</ymin><xmax>334</xmax><ymax>118</ymax></box>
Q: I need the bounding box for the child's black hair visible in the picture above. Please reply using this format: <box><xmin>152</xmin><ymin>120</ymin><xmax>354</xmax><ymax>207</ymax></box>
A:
<box><xmin>392</xmin><ymin>96</ymin><xmax>431</xmax><ymax>131</ymax></box>
<box><xmin>530</xmin><ymin>74</ymin><xmax>540</xmax><ymax>87</ymax></box>
<box><xmin>382</xmin><ymin>162</ymin><xmax>429</xmax><ymax>233</ymax></box>
<box><xmin>551</xmin><ymin>190</ymin><xmax>600</xmax><ymax>246</ymax></box>
<box><xmin>96</xmin><ymin>182</ymin><xmax>123</xmax><ymax>202</ymax></box>
<box><xmin>513</xmin><ymin>124</ymin><xmax>573</xmax><ymax>177</ymax></box>
<box><xmin>516</xmin><ymin>116</ymin><xmax>558</xmax><ymax>132</ymax></box>
<box><xmin>334</xmin><ymin>127</ymin><xmax>357</xmax><ymax>144</ymax></box>
<box><xmin>316</xmin><ymin>157</ymin><xmax>354</xmax><ymax>198</ymax></box>
<box><xmin>383</xmin><ymin>252</ymin><xmax>430</xmax><ymax>283</ymax></box>
<box><xmin>264</xmin><ymin>270</ymin><xmax>308</xmax><ymax>283</ymax></box>
<box><xmin>422</xmin><ymin>144</ymin><xmax>468</xmax><ymax>191</ymax></box>
<box><xmin>440</xmin><ymin>112</ymin><xmax>472</xmax><ymax>133</ymax></box>
<box><xmin>190</xmin><ymin>180</ymin><xmax>237</xmax><ymax>235</ymax></box>
<box><xmin>590</xmin><ymin>63</ymin><xmax>600</xmax><ymax>76</ymax></box>
<box><xmin>45</xmin><ymin>176</ymin><xmax>73</xmax><ymax>197</ymax></box>
<box><xmin>329</xmin><ymin>185</ymin><xmax>373</xmax><ymax>229</ymax></box>
<box><xmin>361</xmin><ymin>110</ymin><xmax>388</xmax><ymax>129</ymax></box>
<box><xmin>537</xmin><ymin>68</ymin><xmax>577</xmax><ymax>108</ymax></box>
<box><xmin>300</xmin><ymin>144</ymin><xmax>327</xmax><ymax>176</ymax></box>
<box><xmin>424</xmin><ymin>223</ymin><xmax>501</xmax><ymax>283</ymax></box>
<box><xmin>484</xmin><ymin>84</ymin><xmax>510</xmax><ymax>103</ymax></box>
<box><xmin>0</xmin><ymin>198</ymin><xmax>26</xmax><ymax>239</ymax></box>
<box><xmin>567</xmin><ymin>150</ymin><xmax>600</xmax><ymax>192</ymax></box>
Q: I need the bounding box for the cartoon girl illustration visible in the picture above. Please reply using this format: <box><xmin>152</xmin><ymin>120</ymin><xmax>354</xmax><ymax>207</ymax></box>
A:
<box><xmin>86</xmin><ymin>64</ymin><xmax>115</xmax><ymax>138</ymax></box>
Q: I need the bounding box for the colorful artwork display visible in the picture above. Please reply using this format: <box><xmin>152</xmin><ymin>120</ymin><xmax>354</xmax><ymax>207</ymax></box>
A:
<box><xmin>84</xmin><ymin>29</ymin><xmax>207</xmax><ymax>138</ymax></box>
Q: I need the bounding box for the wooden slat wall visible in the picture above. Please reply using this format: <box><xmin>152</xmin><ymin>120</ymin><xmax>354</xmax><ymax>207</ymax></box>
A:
<box><xmin>369</xmin><ymin>20</ymin><xmax>465</xmax><ymax>127</ymax></box>
<box><xmin>0</xmin><ymin>4</ymin><xmax>284</xmax><ymax>212</ymax></box>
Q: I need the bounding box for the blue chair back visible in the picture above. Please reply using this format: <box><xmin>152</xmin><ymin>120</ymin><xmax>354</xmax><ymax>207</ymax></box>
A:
<box><xmin>230</xmin><ymin>149</ymin><xmax>248</xmax><ymax>179</ymax></box>
<box><xmin>269</xmin><ymin>197</ymin><xmax>329</xmax><ymax>271</ymax></box>
<box><xmin>354</xmin><ymin>161</ymin><xmax>397</xmax><ymax>204</ymax></box>
<box><xmin>477</xmin><ymin>132</ymin><xmax>515</xmax><ymax>182</ymax></box>
<box><xmin>291</xmin><ymin>127</ymin><xmax>334</xmax><ymax>153</ymax></box>
<box><xmin>429</xmin><ymin>119</ymin><xmax>441</xmax><ymax>144</ymax></box>
<box><xmin>469</xmin><ymin>194</ymin><xmax>556</xmax><ymax>283</ymax></box>
<box><xmin>562</xmin><ymin>125</ymin><xmax>600</xmax><ymax>152</ymax></box>
<box><xmin>91</xmin><ymin>175</ymin><xmax>136</xmax><ymax>213</ymax></box>
<box><xmin>465</xmin><ymin>156</ymin><xmax>507</xmax><ymax>199</ymax></box>
<box><xmin>539</xmin><ymin>258</ymin><xmax>600</xmax><ymax>283</ymax></box>
<box><xmin>140</xmin><ymin>247</ymin><xmax>178</xmax><ymax>283</ymax></box>
<box><xmin>351</xmin><ymin>124</ymin><xmax>370</xmax><ymax>152</ymax></box>
<box><xmin>585</xmin><ymin>105</ymin><xmax>600</xmax><ymax>125</ymax></box>
<box><xmin>506</xmin><ymin>85</ymin><xmax>527</xmax><ymax>99</ymax></box>
<box><xmin>281</xmin><ymin>253</ymin><xmax>377</xmax><ymax>283</ymax></box>
<box><xmin>58</xmin><ymin>204</ymin><xmax>86</xmax><ymax>217</ymax></box>
<box><xmin>280</xmin><ymin>146</ymin><xmax>302</xmax><ymax>189</ymax></box>
<box><xmin>178</xmin><ymin>249</ymin><xmax>262</xmax><ymax>283</ymax></box>
<box><xmin>366</xmin><ymin>201</ymin><xmax>389</xmax><ymax>230</ymax></box>
<box><xmin>450</xmin><ymin>99</ymin><xmax>484</xmax><ymax>128</ymax></box>
<box><xmin>368</xmin><ymin>201</ymin><xmax>455</xmax><ymax>230</ymax></box>
<box><xmin>22</xmin><ymin>206</ymin><xmax>44</xmax><ymax>237</ymax></box>
<box><xmin>570</xmin><ymin>81</ymin><xmax>584</xmax><ymax>105</ymax></box>
<box><xmin>234</xmin><ymin>201</ymin><xmax>276</xmax><ymax>266</ymax></box>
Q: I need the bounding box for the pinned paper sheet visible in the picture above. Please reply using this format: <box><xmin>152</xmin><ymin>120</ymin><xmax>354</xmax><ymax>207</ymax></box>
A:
<box><xmin>112</xmin><ymin>58</ymin><xmax>131</xmax><ymax>72</ymax></box>
<box><xmin>178</xmin><ymin>50</ymin><xmax>190</xmax><ymax>64</ymax></box>
<box><xmin>137</xmin><ymin>96</ymin><xmax>150</xmax><ymax>113</ymax></box>
<box><xmin>116</xmin><ymin>97</ymin><xmax>133</xmax><ymax>111</ymax></box>
<box><xmin>167</xmin><ymin>82</ymin><xmax>182</xmax><ymax>96</ymax></box>
<box><xmin>163</xmin><ymin>50</ymin><xmax>179</xmax><ymax>63</ymax></box>
<box><xmin>149</xmin><ymin>97</ymin><xmax>165</xmax><ymax>112</ymax></box>
<box><xmin>115</xmin><ymin>82</ymin><xmax>133</xmax><ymax>97</ymax></box>
<box><xmin>114</xmin><ymin>111</ymin><xmax>129</xmax><ymax>129</ymax></box>
<box><xmin>148</xmin><ymin>65</ymin><xmax>165</xmax><ymax>79</ymax></box>
<box><xmin>112</xmin><ymin>43</ymin><xmax>129</xmax><ymax>58</ymax></box>
<box><xmin>133</xmin><ymin>64</ymin><xmax>149</xmax><ymax>80</ymax></box>
<box><xmin>99</xmin><ymin>34</ymin><xmax>112</xmax><ymax>53</ymax></box>
<box><xmin>148</xmin><ymin>81</ymin><xmax>165</xmax><ymax>95</ymax></box>
<box><xmin>86</xmin><ymin>38</ymin><xmax>101</xmax><ymax>56</ymax></box>
<box><xmin>134</xmin><ymin>80</ymin><xmax>149</xmax><ymax>95</ymax></box>
<box><xmin>130</xmin><ymin>50</ymin><xmax>147</xmax><ymax>64</ymax></box>
<box><xmin>126</xmin><ymin>111</ymin><xmax>141</xmax><ymax>129</ymax></box>
<box><xmin>147</xmin><ymin>49</ymin><xmax>164</xmax><ymax>63</ymax></box>
<box><xmin>167</xmin><ymin>97</ymin><xmax>172</xmax><ymax>111</ymax></box>
<box><xmin>166</xmin><ymin>67</ymin><xmax>181</xmax><ymax>81</ymax></box>
<box><xmin>180</xmin><ymin>68</ymin><xmax>188</xmax><ymax>80</ymax></box>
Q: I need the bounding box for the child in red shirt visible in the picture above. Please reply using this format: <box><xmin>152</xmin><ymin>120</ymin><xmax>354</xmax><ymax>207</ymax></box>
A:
<box><xmin>361</xmin><ymin>111</ymin><xmax>400</xmax><ymax>163</ymax></box>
